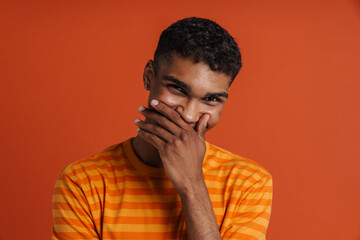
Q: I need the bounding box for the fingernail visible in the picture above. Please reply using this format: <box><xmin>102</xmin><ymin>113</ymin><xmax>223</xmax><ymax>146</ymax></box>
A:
<box><xmin>151</xmin><ymin>99</ymin><xmax>159</xmax><ymax>106</ymax></box>
<box><xmin>138</xmin><ymin>106</ymin><xmax>145</xmax><ymax>111</ymax></box>
<box><xmin>134</xmin><ymin>119</ymin><xmax>141</xmax><ymax>123</ymax></box>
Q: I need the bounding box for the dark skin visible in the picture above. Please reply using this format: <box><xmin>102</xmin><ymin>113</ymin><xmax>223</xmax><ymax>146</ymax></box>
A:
<box><xmin>132</xmin><ymin>54</ymin><xmax>231</xmax><ymax>240</ymax></box>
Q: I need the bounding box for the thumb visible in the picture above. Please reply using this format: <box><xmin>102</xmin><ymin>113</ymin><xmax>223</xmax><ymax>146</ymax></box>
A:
<box><xmin>196</xmin><ymin>114</ymin><xmax>210</xmax><ymax>139</ymax></box>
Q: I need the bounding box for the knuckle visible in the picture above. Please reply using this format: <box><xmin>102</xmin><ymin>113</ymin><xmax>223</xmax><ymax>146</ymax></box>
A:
<box><xmin>162</xmin><ymin>142</ymin><xmax>174</xmax><ymax>152</ymax></box>
<box><xmin>157</xmin><ymin>102</ymin><xmax>164</xmax><ymax>110</ymax></box>
<box><xmin>171</xmin><ymin>111</ymin><xmax>181</xmax><ymax>121</ymax></box>
<box><xmin>149</xmin><ymin>111</ymin><xmax>163</xmax><ymax>122</ymax></box>
<box><xmin>167</xmin><ymin>136</ymin><xmax>175</xmax><ymax>144</ymax></box>
<box><xmin>157</xmin><ymin>115</ymin><xmax>167</xmax><ymax>124</ymax></box>
<box><xmin>154</xmin><ymin>125</ymin><xmax>164</xmax><ymax>135</ymax></box>
<box><xmin>139</xmin><ymin>122</ymin><xmax>149</xmax><ymax>130</ymax></box>
<box><xmin>149</xmin><ymin>134</ymin><xmax>157</xmax><ymax>140</ymax></box>
<box><xmin>173</xmin><ymin>138</ymin><xmax>182</xmax><ymax>146</ymax></box>
<box><xmin>179</xmin><ymin>131</ymin><xmax>189</xmax><ymax>141</ymax></box>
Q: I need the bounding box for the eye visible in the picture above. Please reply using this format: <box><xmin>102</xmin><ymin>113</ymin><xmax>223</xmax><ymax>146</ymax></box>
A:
<box><xmin>168</xmin><ymin>84</ymin><xmax>186</xmax><ymax>94</ymax></box>
<box><xmin>204</xmin><ymin>96</ymin><xmax>222</xmax><ymax>103</ymax></box>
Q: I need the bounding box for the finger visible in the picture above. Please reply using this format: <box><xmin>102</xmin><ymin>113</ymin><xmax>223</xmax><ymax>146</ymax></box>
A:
<box><xmin>149</xmin><ymin>99</ymin><xmax>190</xmax><ymax>131</ymax></box>
<box><xmin>138</xmin><ymin>106</ymin><xmax>182</xmax><ymax>136</ymax></box>
<box><xmin>196</xmin><ymin>113</ymin><xmax>210</xmax><ymax>139</ymax></box>
<box><xmin>134</xmin><ymin>118</ymin><xmax>173</xmax><ymax>142</ymax></box>
<box><xmin>136</xmin><ymin>127</ymin><xmax>164</xmax><ymax>150</ymax></box>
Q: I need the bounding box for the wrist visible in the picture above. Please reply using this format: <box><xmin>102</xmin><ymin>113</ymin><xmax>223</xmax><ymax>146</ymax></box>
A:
<box><xmin>178</xmin><ymin>177</ymin><xmax>207</xmax><ymax>199</ymax></box>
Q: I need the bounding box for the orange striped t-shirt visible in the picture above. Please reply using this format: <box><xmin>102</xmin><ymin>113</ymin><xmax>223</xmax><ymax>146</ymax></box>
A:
<box><xmin>52</xmin><ymin>138</ymin><xmax>272</xmax><ymax>240</ymax></box>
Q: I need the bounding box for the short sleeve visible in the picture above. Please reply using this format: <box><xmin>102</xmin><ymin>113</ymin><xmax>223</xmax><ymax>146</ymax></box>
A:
<box><xmin>221</xmin><ymin>175</ymin><xmax>273</xmax><ymax>240</ymax></box>
<box><xmin>51</xmin><ymin>169</ymin><xmax>100</xmax><ymax>240</ymax></box>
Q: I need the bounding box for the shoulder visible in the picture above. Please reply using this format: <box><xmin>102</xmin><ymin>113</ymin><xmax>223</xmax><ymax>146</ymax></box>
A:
<box><xmin>58</xmin><ymin>141</ymin><xmax>128</xmax><ymax>184</ymax></box>
<box><xmin>205</xmin><ymin>142</ymin><xmax>272</xmax><ymax>187</ymax></box>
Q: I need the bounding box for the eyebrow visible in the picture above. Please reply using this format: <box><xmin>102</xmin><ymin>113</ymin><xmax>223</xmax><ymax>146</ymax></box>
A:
<box><xmin>162</xmin><ymin>75</ymin><xmax>228</xmax><ymax>99</ymax></box>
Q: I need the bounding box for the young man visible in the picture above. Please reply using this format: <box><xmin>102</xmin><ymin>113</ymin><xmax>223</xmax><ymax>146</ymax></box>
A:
<box><xmin>52</xmin><ymin>17</ymin><xmax>272</xmax><ymax>240</ymax></box>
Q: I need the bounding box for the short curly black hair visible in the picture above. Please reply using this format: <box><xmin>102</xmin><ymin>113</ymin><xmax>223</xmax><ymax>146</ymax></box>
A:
<box><xmin>153</xmin><ymin>17</ymin><xmax>242</xmax><ymax>83</ymax></box>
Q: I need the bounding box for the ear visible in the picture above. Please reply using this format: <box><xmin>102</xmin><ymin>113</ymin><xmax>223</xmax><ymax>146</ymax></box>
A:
<box><xmin>143</xmin><ymin>60</ymin><xmax>154</xmax><ymax>91</ymax></box>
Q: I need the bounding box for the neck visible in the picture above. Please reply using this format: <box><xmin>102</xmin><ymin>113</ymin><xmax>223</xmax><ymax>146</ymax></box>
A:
<box><xmin>131</xmin><ymin>135</ymin><xmax>163</xmax><ymax>168</ymax></box>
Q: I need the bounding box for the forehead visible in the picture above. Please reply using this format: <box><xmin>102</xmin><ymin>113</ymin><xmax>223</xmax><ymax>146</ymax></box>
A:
<box><xmin>157</xmin><ymin>55</ymin><xmax>232</xmax><ymax>92</ymax></box>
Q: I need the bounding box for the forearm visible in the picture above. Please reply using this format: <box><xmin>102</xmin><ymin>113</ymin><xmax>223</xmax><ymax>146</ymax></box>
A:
<box><xmin>136</xmin><ymin>101</ymin><xmax>221</xmax><ymax>238</ymax></box>
<box><xmin>179</xmin><ymin>179</ymin><xmax>222</xmax><ymax>240</ymax></box>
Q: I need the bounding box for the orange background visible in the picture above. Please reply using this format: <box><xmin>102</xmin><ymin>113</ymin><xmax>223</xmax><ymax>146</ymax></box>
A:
<box><xmin>1</xmin><ymin>0</ymin><xmax>359</xmax><ymax>239</ymax></box>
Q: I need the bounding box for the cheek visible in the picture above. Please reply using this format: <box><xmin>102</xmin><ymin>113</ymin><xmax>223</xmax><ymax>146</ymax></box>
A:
<box><xmin>159</xmin><ymin>94</ymin><xmax>181</xmax><ymax>108</ymax></box>
<box><xmin>148</xmin><ymin>87</ymin><xmax>182</xmax><ymax>109</ymax></box>
<box><xmin>204</xmin><ymin>108</ymin><xmax>223</xmax><ymax>130</ymax></box>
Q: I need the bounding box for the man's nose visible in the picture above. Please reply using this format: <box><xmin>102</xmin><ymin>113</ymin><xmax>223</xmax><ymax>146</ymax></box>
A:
<box><xmin>175</xmin><ymin>100</ymin><xmax>200</xmax><ymax>125</ymax></box>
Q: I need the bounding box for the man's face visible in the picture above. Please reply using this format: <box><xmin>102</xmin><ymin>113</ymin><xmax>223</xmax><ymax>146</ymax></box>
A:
<box><xmin>144</xmin><ymin>54</ymin><xmax>232</xmax><ymax>134</ymax></box>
